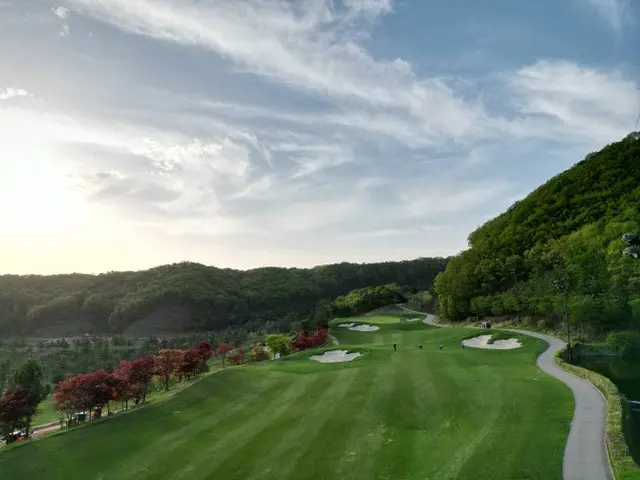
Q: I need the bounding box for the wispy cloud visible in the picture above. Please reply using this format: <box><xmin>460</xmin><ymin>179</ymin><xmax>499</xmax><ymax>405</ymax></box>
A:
<box><xmin>0</xmin><ymin>87</ymin><xmax>29</xmax><ymax>100</ymax></box>
<box><xmin>581</xmin><ymin>0</ymin><xmax>632</xmax><ymax>32</ymax></box>
<box><xmin>506</xmin><ymin>60</ymin><xmax>637</xmax><ymax>145</ymax></box>
<box><xmin>0</xmin><ymin>0</ymin><xmax>638</xmax><ymax>273</ymax></box>
<box><xmin>68</xmin><ymin>0</ymin><xmax>488</xmax><ymax>145</ymax></box>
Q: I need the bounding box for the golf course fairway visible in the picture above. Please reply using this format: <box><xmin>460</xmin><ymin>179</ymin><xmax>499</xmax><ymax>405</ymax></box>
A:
<box><xmin>0</xmin><ymin>318</ymin><xmax>573</xmax><ymax>480</ymax></box>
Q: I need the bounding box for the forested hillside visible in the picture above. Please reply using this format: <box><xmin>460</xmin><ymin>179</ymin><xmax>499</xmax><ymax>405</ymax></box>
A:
<box><xmin>0</xmin><ymin>258</ymin><xmax>447</xmax><ymax>337</ymax></box>
<box><xmin>434</xmin><ymin>132</ymin><xmax>640</xmax><ymax>338</ymax></box>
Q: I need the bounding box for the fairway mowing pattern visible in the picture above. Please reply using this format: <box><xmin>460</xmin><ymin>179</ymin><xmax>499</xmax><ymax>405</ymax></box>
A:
<box><xmin>0</xmin><ymin>316</ymin><xmax>573</xmax><ymax>480</ymax></box>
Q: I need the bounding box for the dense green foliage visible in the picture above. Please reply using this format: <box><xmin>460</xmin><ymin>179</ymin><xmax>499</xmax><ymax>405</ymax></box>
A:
<box><xmin>435</xmin><ymin>133</ymin><xmax>640</xmax><ymax>340</ymax></box>
<box><xmin>332</xmin><ymin>283</ymin><xmax>406</xmax><ymax>317</ymax></box>
<box><xmin>0</xmin><ymin>258</ymin><xmax>447</xmax><ymax>337</ymax></box>
<box><xmin>0</xmin><ymin>317</ymin><xmax>572</xmax><ymax>479</ymax></box>
<box><xmin>606</xmin><ymin>331</ymin><xmax>640</xmax><ymax>356</ymax></box>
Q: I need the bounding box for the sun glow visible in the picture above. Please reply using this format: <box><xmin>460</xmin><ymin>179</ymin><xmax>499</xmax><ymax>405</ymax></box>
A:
<box><xmin>0</xmin><ymin>108</ymin><xmax>91</xmax><ymax>236</ymax></box>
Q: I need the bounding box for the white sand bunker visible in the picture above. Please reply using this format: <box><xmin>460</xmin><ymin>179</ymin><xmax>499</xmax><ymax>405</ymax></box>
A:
<box><xmin>462</xmin><ymin>334</ymin><xmax>521</xmax><ymax>350</ymax></box>
<box><xmin>338</xmin><ymin>323</ymin><xmax>356</xmax><ymax>327</ymax></box>
<box><xmin>405</xmin><ymin>317</ymin><xmax>420</xmax><ymax>322</ymax></box>
<box><xmin>310</xmin><ymin>350</ymin><xmax>362</xmax><ymax>363</ymax></box>
<box><xmin>348</xmin><ymin>324</ymin><xmax>379</xmax><ymax>332</ymax></box>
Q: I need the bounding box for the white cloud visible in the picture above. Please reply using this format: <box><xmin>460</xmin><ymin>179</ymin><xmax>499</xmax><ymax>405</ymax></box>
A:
<box><xmin>0</xmin><ymin>87</ymin><xmax>29</xmax><ymax>100</ymax></box>
<box><xmin>507</xmin><ymin>60</ymin><xmax>637</xmax><ymax>145</ymax></box>
<box><xmin>68</xmin><ymin>0</ymin><xmax>487</xmax><ymax>145</ymax></box>
<box><xmin>343</xmin><ymin>0</ymin><xmax>393</xmax><ymax>17</ymax></box>
<box><xmin>52</xmin><ymin>5</ymin><xmax>69</xmax><ymax>19</ymax></box>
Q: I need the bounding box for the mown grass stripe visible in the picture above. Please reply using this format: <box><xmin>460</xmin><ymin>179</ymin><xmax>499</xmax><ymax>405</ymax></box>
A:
<box><xmin>206</xmin><ymin>369</ymin><xmax>358</xmax><ymax>480</ymax></box>
<box><xmin>167</xmin><ymin>373</ymin><xmax>322</xmax><ymax>480</ymax></box>
<box><xmin>261</xmin><ymin>368</ymin><xmax>362</xmax><ymax>480</ymax></box>
<box><xmin>109</xmin><ymin>371</ymin><xmax>284</xmax><ymax>479</ymax></box>
<box><xmin>326</xmin><ymin>361</ymin><xmax>397</xmax><ymax>480</ymax></box>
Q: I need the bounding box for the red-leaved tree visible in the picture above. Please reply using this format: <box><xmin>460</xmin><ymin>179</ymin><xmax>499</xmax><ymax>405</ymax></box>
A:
<box><xmin>197</xmin><ymin>341</ymin><xmax>213</xmax><ymax>371</ymax></box>
<box><xmin>53</xmin><ymin>375</ymin><xmax>84</xmax><ymax>421</ymax></box>
<box><xmin>53</xmin><ymin>371</ymin><xmax>116</xmax><ymax>420</ymax></box>
<box><xmin>292</xmin><ymin>327</ymin><xmax>329</xmax><ymax>352</ymax></box>
<box><xmin>83</xmin><ymin>370</ymin><xmax>116</xmax><ymax>418</ymax></box>
<box><xmin>0</xmin><ymin>387</ymin><xmax>36</xmax><ymax>443</ymax></box>
<box><xmin>109</xmin><ymin>368</ymin><xmax>138</xmax><ymax>410</ymax></box>
<box><xmin>122</xmin><ymin>357</ymin><xmax>155</xmax><ymax>403</ymax></box>
<box><xmin>155</xmin><ymin>349</ymin><xmax>183</xmax><ymax>391</ymax></box>
<box><xmin>215</xmin><ymin>342</ymin><xmax>234</xmax><ymax>368</ymax></box>
<box><xmin>228</xmin><ymin>347</ymin><xmax>246</xmax><ymax>366</ymax></box>
<box><xmin>179</xmin><ymin>347</ymin><xmax>201</xmax><ymax>380</ymax></box>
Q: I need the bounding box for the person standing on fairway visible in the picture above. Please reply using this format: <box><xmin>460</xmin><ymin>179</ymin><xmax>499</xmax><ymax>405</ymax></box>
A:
<box><xmin>439</xmin><ymin>343</ymin><xmax>443</xmax><ymax>350</ymax></box>
<box><xmin>461</xmin><ymin>341</ymin><xmax>465</xmax><ymax>349</ymax></box>
<box><xmin>393</xmin><ymin>343</ymin><xmax>397</xmax><ymax>351</ymax></box>
<box><xmin>419</xmin><ymin>344</ymin><xmax>423</xmax><ymax>350</ymax></box>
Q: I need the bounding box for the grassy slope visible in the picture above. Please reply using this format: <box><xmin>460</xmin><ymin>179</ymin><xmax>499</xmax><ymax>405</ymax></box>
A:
<box><xmin>0</xmin><ymin>319</ymin><xmax>573</xmax><ymax>480</ymax></box>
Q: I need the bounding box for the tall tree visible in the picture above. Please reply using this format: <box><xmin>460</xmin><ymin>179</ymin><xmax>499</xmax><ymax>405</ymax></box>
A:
<box><xmin>0</xmin><ymin>387</ymin><xmax>36</xmax><ymax>443</ymax></box>
<box><xmin>155</xmin><ymin>349</ymin><xmax>183</xmax><ymax>391</ymax></box>
<box><xmin>122</xmin><ymin>357</ymin><xmax>155</xmax><ymax>403</ymax></box>
<box><xmin>8</xmin><ymin>358</ymin><xmax>46</xmax><ymax>438</ymax></box>
<box><xmin>0</xmin><ymin>359</ymin><xmax>10</xmax><ymax>394</ymax></box>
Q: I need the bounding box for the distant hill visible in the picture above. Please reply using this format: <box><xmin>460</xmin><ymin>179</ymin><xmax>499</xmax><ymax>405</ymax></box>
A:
<box><xmin>435</xmin><ymin>133</ymin><xmax>640</xmax><ymax>337</ymax></box>
<box><xmin>0</xmin><ymin>258</ymin><xmax>448</xmax><ymax>337</ymax></box>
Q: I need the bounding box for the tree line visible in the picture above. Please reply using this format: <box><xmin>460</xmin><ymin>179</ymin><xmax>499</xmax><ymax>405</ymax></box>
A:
<box><xmin>434</xmin><ymin>133</ymin><xmax>640</xmax><ymax>348</ymax></box>
<box><xmin>0</xmin><ymin>258</ymin><xmax>447</xmax><ymax>336</ymax></box>
<box><xmin>0</xmin><ymin>322</ymin><xmax>334</xmax><ymax>443</ymax></box>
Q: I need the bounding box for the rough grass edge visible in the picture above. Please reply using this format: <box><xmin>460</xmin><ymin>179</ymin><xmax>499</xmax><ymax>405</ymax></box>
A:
<box><xmin>554</xmin><ymin>349</ymin><xmax>640</xmax><ymax>480</ymax></box>
<box><xmin>0</xmin><ymin>363</ymin><xmax>244</xmax><ymax>455</ymax></box>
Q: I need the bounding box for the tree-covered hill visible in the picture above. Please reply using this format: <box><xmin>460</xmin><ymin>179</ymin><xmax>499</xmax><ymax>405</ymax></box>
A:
<box><xmin>435</xmin><ymin>132</ymin><xmax>640</xmax><ymax>338</ymax></box>
<box><xmin>0</xmin><ymin>258</ymin><xmax>447</xmax><ymax>337</ymax></box>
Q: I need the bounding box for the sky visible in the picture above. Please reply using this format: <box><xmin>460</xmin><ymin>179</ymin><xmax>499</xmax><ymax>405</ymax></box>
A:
<box><xmin>0</xmin><ymin>0</ymin><xmax>638</xmax><ymax>275</ymax></box>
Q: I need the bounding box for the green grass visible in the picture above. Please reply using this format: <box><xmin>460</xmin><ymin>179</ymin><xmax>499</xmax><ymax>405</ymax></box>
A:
<box><xmin>32</xmin><ymin>395</ymin><xmax>61</xmax><ymax>426</ymax></box>
<box><xmin>0</xmin><ymin>316</ymin><xmax>573</xmax><ymax>480</ymax></box>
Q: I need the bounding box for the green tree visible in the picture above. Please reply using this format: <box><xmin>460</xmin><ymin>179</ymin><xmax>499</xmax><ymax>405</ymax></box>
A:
<box><xmin>8</xmin><ymin>358</ymin><xmax>47</xmax><ymax>438</ymax></box>
<box><xmin>265</xmin><ymin>334</ymin><xmax>291</xmax><ymax>359</ymax></box>
<box><xmin>0</xmin><ymin>359</ymin><xmax>10</xmax><ymax>394</ymax></box>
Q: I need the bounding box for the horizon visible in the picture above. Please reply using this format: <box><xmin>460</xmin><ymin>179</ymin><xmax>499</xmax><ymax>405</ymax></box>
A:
<box><xmin>1</xmin><ymin>0</ymin><xmax>638</xmax><ymax>275</ymax></box>
<box><xmin>0</xmin><ymin>255</ymin><xmax>450</xmax><ymax>277</ymax></box>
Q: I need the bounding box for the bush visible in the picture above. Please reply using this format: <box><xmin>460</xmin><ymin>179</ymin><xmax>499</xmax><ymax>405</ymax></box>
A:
<box><xmin>606</xmin><ymin>331</ymin><xmax>640</xmax><ymax>356</ymax></box>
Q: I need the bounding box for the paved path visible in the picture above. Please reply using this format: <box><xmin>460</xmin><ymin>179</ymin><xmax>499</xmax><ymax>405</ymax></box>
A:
<box><xmin>398</xmin><ymin>305</ymin><xmax>614</xmax><ymax>480</ymax></box>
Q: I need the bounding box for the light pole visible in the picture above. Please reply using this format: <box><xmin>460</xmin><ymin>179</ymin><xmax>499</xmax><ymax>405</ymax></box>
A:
<box><xmin>554</xmin><ymin>279</ymin><xmax>572</xmax><ymax>362</ymax></box>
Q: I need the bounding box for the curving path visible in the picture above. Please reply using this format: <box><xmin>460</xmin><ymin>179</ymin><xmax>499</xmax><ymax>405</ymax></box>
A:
<box><xmin>398</xmin><ymin>306</ymin><xmax>614</xmax><ymax>480</ymax></box>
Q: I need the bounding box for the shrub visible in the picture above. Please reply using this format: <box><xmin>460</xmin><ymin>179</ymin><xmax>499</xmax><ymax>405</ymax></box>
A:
<box><xmin>606</xmin><ymin>331</ymin><xmax>640</xmax><ymax>356</ymax></box>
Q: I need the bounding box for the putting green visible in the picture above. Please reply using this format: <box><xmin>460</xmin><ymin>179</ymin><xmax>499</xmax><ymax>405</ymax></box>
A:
<box><xmin>0</xmin><ymin>317</ymin><xmax>573</xmax><ymax>480</ymax></box>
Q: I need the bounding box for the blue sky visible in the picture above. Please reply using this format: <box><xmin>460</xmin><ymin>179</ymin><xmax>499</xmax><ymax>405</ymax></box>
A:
<box><xmin>0</xmin><ymin>0</ymin><xmax>638</xmax><ymax>274</ymax></box>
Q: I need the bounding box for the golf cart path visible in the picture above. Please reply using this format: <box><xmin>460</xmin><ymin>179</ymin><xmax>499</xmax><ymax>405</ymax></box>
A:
<box><xmin>399</xmin><ymin>305</ymin><xmax>614</xmax><ymax>480</ymax></box>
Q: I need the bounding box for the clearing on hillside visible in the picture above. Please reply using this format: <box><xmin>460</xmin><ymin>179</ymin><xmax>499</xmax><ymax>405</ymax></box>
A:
<box><xmin>0</xmin><ymin>315</ymin><xmax>572</xmax><ymax>480</ymax></box>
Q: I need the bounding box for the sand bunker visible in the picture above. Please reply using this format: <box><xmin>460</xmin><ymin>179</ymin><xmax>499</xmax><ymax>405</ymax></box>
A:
<box><xmin>338</xmin><ymin>323</ymin><xmax>356</xmax><ymax>327</ymax></box>
<box><xmin>405</xmin><ymin>317</ymin><xmax>421</xmax><ymax>322</ymax></box>
<box><xmin>462</xmin><ymin>334</ymin><xmax>521</xmax><ymax>350</ymax></box>
<box><xmin>348</xmin><ymin>324</ymin><xmax>380</xmax><ymax>332</ymax></box>
<box><xmin>310</xmin><ymin>350</ymin><xmax>362</xmax><ymax>363</ymax></box>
